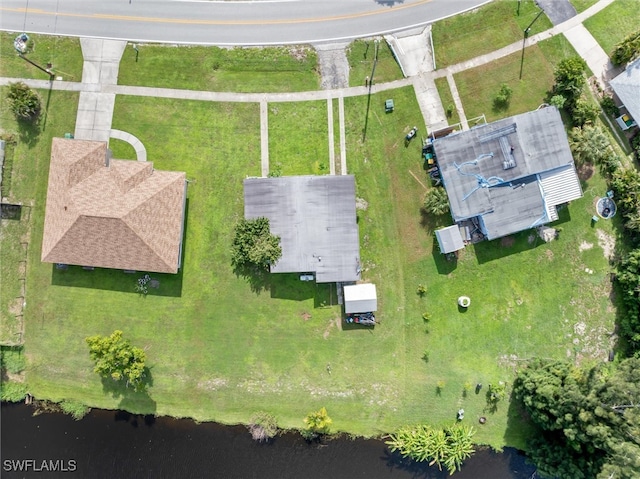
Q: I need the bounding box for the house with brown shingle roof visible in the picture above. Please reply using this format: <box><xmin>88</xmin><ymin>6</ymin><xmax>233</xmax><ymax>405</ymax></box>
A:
<box><xmin>41</xmin><ymin>138</ymin><xmax>187</xmax><ymax>274</ymax></box>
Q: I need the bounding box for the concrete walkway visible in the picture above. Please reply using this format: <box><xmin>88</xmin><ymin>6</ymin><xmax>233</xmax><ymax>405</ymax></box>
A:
<box><xmin>260</xmin><ymin>100</ymin><xmax>269</xmax><ymax>177</ymax></box>
<box><xmin>110</xmin><ymin>129</ymin><xmax>147</xmax><ymax>162</ymax></box>
<box><xmin>0</xmin><ymin>0</ymin><xmax>620</xmax><ymax>165</ymax></box>
<box><xmin>75</xmin><ymin>39</ymin><xmax>126</xmax><ymax>142</ymax></box>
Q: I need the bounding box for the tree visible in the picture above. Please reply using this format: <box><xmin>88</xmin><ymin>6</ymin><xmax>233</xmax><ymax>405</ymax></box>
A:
<box><xmin>423</xmin><ymin>187</ymin><xmax>450</xmax><ymax>216</ymax></box>
<box><xmin>6</xmin><ymin>82</ymin><xmax>41</xmax><ymax>121</ymax></box>
<box><xmin>493</xmin><ymin>83</ymin><xmax>513</xmax><ymax>110</ymax></box>
<box><xmin>571</xmin><ymin>99</ymin><xmax>599</xmax><ymax>127</ymax></box>
<box><xmin>611</xmin><ymin>30</ymin><xmax>640</xmax><ymax>66</ymax></box>
<box><xmin>513</xmin><ymin>358</ymin><xmax>640</xmax><ymax>478</ymax></box>
<box><xmin>302</xmin><ymin>407</ymin><xmax>332</xmax><ymax>439</ymax></box>
<box><xmin>548</xmin><ymin>94</ymin><xmax>566</xmax><ymax>109</ymax></box>
<box><xmin>553</xmin><ymin>57</ymin><xmax>587</xmax><ymax>106</ymax></box>
<box><xmin>386</xmin><ymin>423</ymin><xmax>475</xmax><ymax>475</ymax></box>
<box><xmin>231</xmin><ymin>217</ymin><xmax>282</xmax><ymax>270</ymax></box>
<box><xmin>85</xmin><ymin>330</ymin><xmax>147</xmax><ymax>390</ymax></box>
<box><xmin>248</xmin><ymin>412</ymin><xmax>278</xmax><ymax>442</ymax></box>
<box><xmin>568</xmin><ymin>124</ymin><xmax>612</xmax><ymax>167</ymax></box>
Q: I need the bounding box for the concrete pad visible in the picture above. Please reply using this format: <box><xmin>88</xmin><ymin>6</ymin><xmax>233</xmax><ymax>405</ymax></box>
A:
<box><xmin>446</xmin><ymin>73</ymin><xmax>469</xmax><ymax>130</ymax></box>
<box><xmin>537</xmin><ymin>0</ymin><xmax>576</xmax><ymax>25</ymax></box>
<box><xmin>563</xmin><ymin>24</ymin><xmax>614</xmax><ymax>89</ymax></box>
<box><xmin>385</xmin><ymin>26</ymin><xmax>434</xmax><ymax>77</ymax></box>
<box><xmin>315</xmin><ymin>43</ymin><xmax>350</xmax><ymax>90</ymax></box>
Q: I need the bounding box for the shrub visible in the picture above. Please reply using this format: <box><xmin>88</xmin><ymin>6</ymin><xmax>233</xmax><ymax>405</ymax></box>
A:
<box><xmin>6</xmin><ymin>82</ymin><xmax>41</xmax><ymax>121</ymax></box>
<box><xmin>493</xmin><ymin>83</ymin><xmax>513</xmax><ymax>110</ymax></box>
<box><xmin>600</xmin><ymin>96</ymin><xmax>619</xmax><ymax>118</ymax></box>
<box><xmin>416</xmin><ymin>284</ymin><xmax>427</xmax><ymax>297</ymax></box>
<box><xmin>85</xmin><ymin>330</ymin><xmax>147</xmax><ymax>390</ymax></box>
<box><xmin>610</xmin><ymin>30</ymin><xmax>640</xmax><ymax>66</ymax></box>
<box><xmin>553</xmin><ymin>57</ymin><xmax>587</xmax><ymax>107</ymax></box>
<box><xmin>386</xmin><ymin>423</ymin><xmax>475</xmax><ymax>474</ymax></box>
<box><xmin>248</xmin><ymin>412</ymin><xmax>278</xmax><ymax>442</ymax></box>
<box><xmin>1</xmin><ymin>381</ymin><xmax>28</xmax><ymax>402</ymax></box>
<box><xmin>303</xmin><ymin>407</ymin><xmax>332</xmax><ymax>438</ymax></box>
<box><xmin>59</xmin><ymin>400</ymin><xmax>90</xmax><ymax>420</ymax></box>
<box><xmin>549</xmin><ymin>94</ymin><xmax>566</xmax><ymax>110</ymax></box>
<box><xmin>422</xmin><ymin>312</ymin><xmax>431</xmax><ymax>322</ymax></box>
<box><xmin>571</xmin><ymin>99</ymin><xmax>599</xmax><ymax>127</ymax></box>
<box><xmin>423</xmin><ymin>187</ymin><xmax>450</xmax><ymax>216</ymax></box>
<box><xmin>422</xmin><ymin>350</ymin><xmax>430</xmax><ymax>363</ymax></box>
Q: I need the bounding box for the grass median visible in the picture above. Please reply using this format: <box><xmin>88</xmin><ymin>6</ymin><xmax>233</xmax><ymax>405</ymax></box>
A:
<box><xmin>432</xmin><ymin>0</ymin><xmax>553</xmax><ymax>69</ymax></box>
<box><xmin>584</xmin><ymin>0</ymin><xmax>640</xmax><ymax>54</ymax></box>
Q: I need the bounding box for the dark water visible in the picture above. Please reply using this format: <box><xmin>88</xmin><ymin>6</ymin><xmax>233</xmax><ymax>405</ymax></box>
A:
<box><xmin>1</xmin><ymin>403</ymin><xmax>536</xmax><ymax>479</ymax></box>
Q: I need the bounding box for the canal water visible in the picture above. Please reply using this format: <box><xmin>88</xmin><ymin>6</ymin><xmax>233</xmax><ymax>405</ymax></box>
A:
<box><xmin>2</xmin><ymin>402</ymin><xmax>536</xmax><ymax>479</ymax></box>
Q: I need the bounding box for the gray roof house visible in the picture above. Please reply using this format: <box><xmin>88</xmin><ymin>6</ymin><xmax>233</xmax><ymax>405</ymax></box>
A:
<box><xmin>243</xmin><ymin>175</ymin><xmax>360</xmax><ymax>283</ymax></box>
<box><xmin>610</xmin><ymin>57</ymin><xmax>640</xmax><ymax>125</ymax></box>
<box><xmin>433</xmin><ymin>107</ymin><xmax>582</xmax><ymax>241</ymax></box>
<box><xmin>344</xmin><ymin>283</ymin><xmax>377</xmax><ymax>313</ymax></box>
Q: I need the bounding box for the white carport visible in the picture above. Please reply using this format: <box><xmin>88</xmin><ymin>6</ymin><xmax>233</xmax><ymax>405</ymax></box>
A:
<box><xmin>344</xmin><ymin>284</ymin><xmax>377</xmax><ymax>314</ymax></box>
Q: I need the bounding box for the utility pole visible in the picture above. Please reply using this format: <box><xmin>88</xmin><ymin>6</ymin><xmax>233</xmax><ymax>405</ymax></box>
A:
<box><xmin>519</xmin><ymin>8</ymin><xmax>545</xmax><ymax>80</ymax></box>
<box><xmin>362</xmin><ymin>39</ymin><xmax>379</xmax><ymax>142</ymax></box>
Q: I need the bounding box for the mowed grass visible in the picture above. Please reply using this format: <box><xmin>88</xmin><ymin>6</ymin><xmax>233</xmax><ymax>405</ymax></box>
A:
<box><xmin>0</xmin><ymin>33</ymin><xmax>83</xmax><ymax>81</ymax></box>
<box><xmin>347</xmin><ymin>39</ymin><xmax>404</xmax><ymax>87</ymax></box>
<box><xmin>343</xmin><ymin>86</ymin><xmax>616</xmax><ymax>447</ymax></box>
<box><xmin>584</xmin><ymin>0</ymin><xmax>640</xmax><ymax>54</ymax></box>
<box><xmin>455</xmin><ymin>35</ymin><xmax>580</xmax><ymax>122</ymax></box>
<box><xmin>434</xmin><ymin>77</ymin><xmax>460</xmax><ymax>126</ymax></box>
<box><xmin>268</xmin><ymin>101</ymin><xmax>330</xmax><ymax>175</ymax></box>
<box><xmin>432</xmin><ymin>0</ymin><xmax>553</xmax><ymax>68</ymax></box>
<box><xmin>0</xmin><ymin>88</ymin><xmax>78</xmax><ymax>345</ymax></box>
<box><xmin>118</xmin><ymin>44</ymin><xmax>320</xmax><ymax>92</ymax></box>
<box><xmin>569</xmin><ymin>0</ymin><xmax>598</xmax><ymax>13</ymax></box>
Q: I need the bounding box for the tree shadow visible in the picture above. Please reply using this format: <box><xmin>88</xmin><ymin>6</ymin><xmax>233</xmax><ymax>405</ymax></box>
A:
<box><xmin>100</xmin><ymin>367</ymin><xmax>157</xmax><ymax>419</ymax></box>
<box><xmin>232</xmin><ymin>264</ymin><xmax>272</xmax><ymax>295</ymax></box>
<box><xmin>419</xmin><ymin>207</ymin><xmax>450</xmax><ymax>234</ymax></box>
<box><xmin>16</xmin><ymin>116</ymin><xmax>41</xmax><ymax>148</ymax></box>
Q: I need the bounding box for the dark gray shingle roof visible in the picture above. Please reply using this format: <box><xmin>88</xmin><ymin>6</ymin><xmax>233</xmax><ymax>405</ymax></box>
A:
<box><xmin>244</xmin><ymin>175</ymin><xmax>360</xmax><ymax>283</ymax></box>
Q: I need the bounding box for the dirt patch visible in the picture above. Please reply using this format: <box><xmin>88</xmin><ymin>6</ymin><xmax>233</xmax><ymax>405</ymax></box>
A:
<box><xmin>197</xmin><ymin>378</ymin><xmax>228</xmax><ymax>391</ymax></box>
<box><xmin>289</xmin><ymin>46</ymin><xmax>309</xmax><ymax>61</ymax></box>
<box><xmin>301</xmin><ymin>312</ymin><xmax>312</xmax><ymax>321</ymax></box>
<box><xmin>8</xmin><ymin>297</ymin><xmax>23</xmax><ymax>316</ymax></box>
<box><xmin>501</xmin><ymin>236</ymin><xmax>515</xmax><ymax>247</ymax></box>
<box><xmin>545</xmin><ymin>249</ymin><xmax>554</xmax><ymax>260</ymax></box>
<box><xmin>323</xmin><ymin>317</ymin><xmax>339</xmax><ymax>339</ymax></box>
<box><xmin>355</xmin><ymin>197</ymin><xmax>369</xmax><ymax>211</ymax></box>
<box><xmin>596</xmin><ymin>229</ymin><xmax>615</xmax><ymax>260</ymax></box>
<box><xmin>579</xmin><ymin>241</ymin><xmax>594</xmax><ymax>252</ymax></box>
<box><xmin>577</xmin><ymin>162</ymin><xmax>594</xmax><ymax>181</ymax></box>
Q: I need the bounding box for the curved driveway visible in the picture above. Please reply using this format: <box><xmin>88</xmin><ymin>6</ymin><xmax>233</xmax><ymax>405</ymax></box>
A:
<box><xmin>0</xmin><ymin>0</ymin><xmax>488</xmax><ymax>45</ymax></box>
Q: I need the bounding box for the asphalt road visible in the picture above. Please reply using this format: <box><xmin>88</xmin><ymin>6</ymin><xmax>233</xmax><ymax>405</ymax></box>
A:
<box><xmin>0</xmin><ymin>0</ymin><xmax>489</xmax><ymax>45</ymax></box>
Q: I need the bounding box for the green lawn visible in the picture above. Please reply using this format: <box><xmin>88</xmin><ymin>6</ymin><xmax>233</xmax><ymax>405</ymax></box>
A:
<box><xmin>584</xmin><ymin>0</ymin><xmax>640</xmax><ymax>55</ymax></box>
<box><xmin>569</xmin><ymin>0</ymin><xmax>598</xmax><ymax>13</ymax></box>
<box><xmin>0</xmin><ymin>33</ymin><xmax>83</xmax><ymax>81</ymax></box>
<box><xmin>117</xmin><ymin>44</ymin><xmax>320</xmax><ymax>93</ymax></box>
<box><xmin>0</xmin><ymin>88</ymin><xmax>79</xmax><ymax>345</ymax></box>
<box><xmin>268</xmin><ymin>101</ymin><xmax>330</xmax><ymax>175</ymax></box>
<box><xmin>455</xmin><ymin>35</ymin><xmax>580</xmax><ymax>122</ymax></box>
<box><xmin>432</xmin><ymin>0</ymin><xmax>553</xmax><ymax>68</ymax></box>
<box><xmin>347</xmin><ymin>39</ymin><xmax>404</xmax><ymax>86</ymax></box>
<box><xmin>343</xmin><ymin>87</ymin><xmax>616</xmax><ymax>447</ymax></box>
<box><xmin>434</xmin><ymin>77</ymin><xmax>460</xmax><ymax>126</ymax></box>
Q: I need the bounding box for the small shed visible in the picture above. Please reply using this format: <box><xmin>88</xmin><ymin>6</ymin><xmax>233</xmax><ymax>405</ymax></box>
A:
<box><xmin>344</xmin><ymin>284</ymin><xmax>377</xmax><ymax>314</ymax></box>
<box><xmin>435</xmin><ymin>225</ymin><xmax>464</xmax><ymax>254</ymax></box>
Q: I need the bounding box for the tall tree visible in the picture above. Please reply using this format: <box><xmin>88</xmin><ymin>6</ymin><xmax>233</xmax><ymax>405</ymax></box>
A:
<box><xmin>231</xmin><ymin>217</ymin><xmax>282</xmax><ymax>270</ymax></box>
<box><xmin>85</xmin><ymin>330</ymin><xmax>147</xmax><ymax>390</ymax></box>
<box><xmin>553</xmin><ymin>57</ymin><xmax>587</xmax><ymax>107</ymax></box>
<box><xmin>514</xmin><ymin>358</ymin><xmax>640</xmax><ymax>478</ymax></box>
<box><xmin>6</xmin><ymin>82</ymin><xmax>41</xmax><ymax>121</ymax></box>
